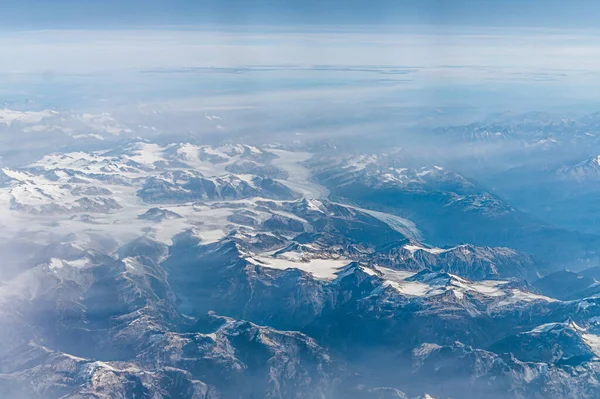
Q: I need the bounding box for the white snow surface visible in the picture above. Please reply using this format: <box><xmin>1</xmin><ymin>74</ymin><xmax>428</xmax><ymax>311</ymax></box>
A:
<box><xmin>583</xmin><ymin>333</ymin><xmax>600</xmax><ymax>357</ymax></box>
<box><xmin>269</xmin><ymin>149</ymin><xmax>421</xmax><ymax>239</ymax></box>
<box><xmin>374</xmin><ymin>266</ymin><xmax>553</xmax><ymax>304</ymax></box>
<box><xmin>128</xmin><ymin>142</ymin><xmax>166</xmax><ymax>167</ymax></box>
<box><xmin>252</xmin><ymin>255</ymin><xmax>351</xmax><ymax>280</ymax></box>
<box><xmin>404</xmin><ymin>244</ymin><xmax>449</xmax><ymax>255</ymax></box>
<box><xmin>269</xmin><ymin>149</ymin><xmax>330</xmax><ymax>200</ymax></box>
<box><xmin>0</xmin><ymin>109</ymin><xmax>56</xmax><ymax>126</ymax></box>
<box><xmin>0</xmin><ymin>142</ymin><xmax>314</xmax><ymax>248</ymax></box>
<box><xmin>0</xmin><ymin>141</ymin><xmax>426</xmax><ymax>288</ymax></box>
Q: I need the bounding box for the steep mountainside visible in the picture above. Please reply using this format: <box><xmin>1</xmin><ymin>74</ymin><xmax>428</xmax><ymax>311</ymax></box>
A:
<box><xmin>0</xmin><ymin>140</ymin><xmax>598</xmax><ymax>398</ymax></box>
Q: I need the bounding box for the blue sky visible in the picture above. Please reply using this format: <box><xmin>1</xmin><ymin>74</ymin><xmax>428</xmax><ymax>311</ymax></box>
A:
<box><xmin>2</xmin><ymin>0</ymin><xmax>600</xmax><ymax>29</ymax></box>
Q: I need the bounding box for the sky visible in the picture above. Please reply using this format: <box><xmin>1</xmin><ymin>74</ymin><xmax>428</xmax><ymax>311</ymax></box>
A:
<box><xmin>2</xmin><ymin>0</ymin><xmax>600</xmax><ymax>77</ymax></box>
<box><xmin>2</xmin><ymin>0</ymin><xmax>600</xmax><ymax>29</ymax></box>
<box><xmin>3</xmin><ymin>0</ymin><xmax>600</xmax><ymax>122</ymax></box>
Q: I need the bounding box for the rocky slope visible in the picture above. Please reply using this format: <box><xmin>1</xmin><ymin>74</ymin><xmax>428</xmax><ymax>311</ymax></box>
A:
<box><xmin>0</xmin><ymin>140</ymin><xmax>598</xmax><ymax>398</ymax></box>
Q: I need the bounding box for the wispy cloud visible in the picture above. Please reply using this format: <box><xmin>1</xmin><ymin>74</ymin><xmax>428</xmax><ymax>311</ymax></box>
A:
<box><xmin>2</xmin><ymin>28</ymin><xmax>600</xmax><ymax>82</ymax></box>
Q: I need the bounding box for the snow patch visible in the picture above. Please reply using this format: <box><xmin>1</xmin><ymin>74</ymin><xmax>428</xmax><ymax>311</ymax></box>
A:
<box><xmin>128</xmin><ymin>143</ymin><xmax>166</xmax><ymax>167</ymax></box>
<box><xmin>0</xmin><ymin>109</ymin><xmax>56</xmax><ymax>126</ymax></box>
<box><xmin>47</xmin><ymin>258</ymin><xmax>64</xmax><ymax>271</ymax></box>
<box><xmin>253</xmin><ymin>255</ymin><xmax>351</xmax><ymax>280</ymax></box>
<box><xmin>583</xmin><ymin>333</ymin><xmax>600</xmax><ymax>357</ymax></box>
<box><xmin>404</xmin><ymin>244</ymin><xmax>449</xmax><ymax>255</ymax></box>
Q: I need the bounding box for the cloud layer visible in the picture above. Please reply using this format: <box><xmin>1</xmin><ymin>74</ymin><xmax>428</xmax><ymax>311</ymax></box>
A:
<box><xmin>2</xmin><ymin>27</ymin><xmax>600</xmax><ymax>82</ymax></box>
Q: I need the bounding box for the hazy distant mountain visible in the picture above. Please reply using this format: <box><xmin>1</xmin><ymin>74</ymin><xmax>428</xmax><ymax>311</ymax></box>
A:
<box><xmin>1</xmin><ymin>139</ymin><xmax>600</xmax><ymax>398</ymax></box>
<box><xmin>308</xmin><ymin>151</ymin><xmax>600</xmax><ymax>268</ymax></box>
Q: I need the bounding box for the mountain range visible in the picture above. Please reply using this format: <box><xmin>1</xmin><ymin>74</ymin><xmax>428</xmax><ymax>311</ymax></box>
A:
<box><xmin>1</xmin><ymin>138</ymin><xmax>600</xmax><ymax>398</ymax></box>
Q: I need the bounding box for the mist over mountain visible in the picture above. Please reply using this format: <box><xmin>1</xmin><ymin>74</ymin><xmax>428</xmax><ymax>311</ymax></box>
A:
<box><xmin>0</xmin><ymin>126</ymin><xmax>600</xmax><ymax>398</ymax></box>
<box><xmin>5</xmin><ymin>2</ymin><xmax>600</xmax><ymax>397</ymax></box>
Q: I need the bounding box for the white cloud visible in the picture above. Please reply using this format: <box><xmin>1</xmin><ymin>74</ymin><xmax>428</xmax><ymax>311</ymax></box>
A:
<box><xmin>2</xmin><ymin>27</ymin><xmax>600</xmax><ymax>82</ymax></box>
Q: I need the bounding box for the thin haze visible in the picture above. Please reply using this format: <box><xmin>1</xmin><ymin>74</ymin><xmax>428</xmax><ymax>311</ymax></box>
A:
<box><xmin>2</xmin><ymin>1</ymin><xmax>600</xmax><ymax>151</ymax></box>
<box><xmin>3</xmin><ymin>3</ymin><xmax>600</xmax><ymax>399</ymax></box>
